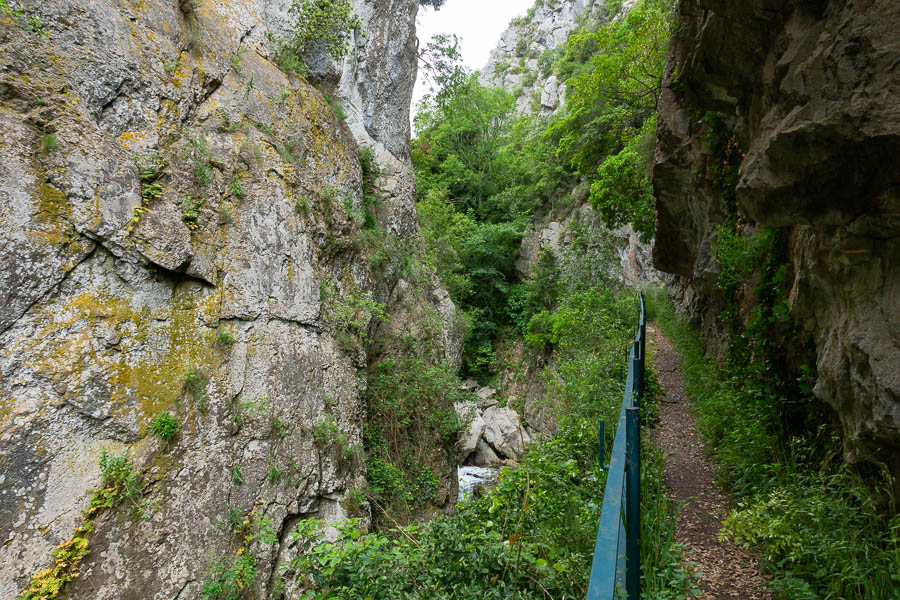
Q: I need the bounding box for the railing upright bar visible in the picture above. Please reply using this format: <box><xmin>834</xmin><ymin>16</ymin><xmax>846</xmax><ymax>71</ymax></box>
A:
<box><xmin>625</xmin><ymin>407</ymin><xmax>641</xmax><ymax>600</ymax></box>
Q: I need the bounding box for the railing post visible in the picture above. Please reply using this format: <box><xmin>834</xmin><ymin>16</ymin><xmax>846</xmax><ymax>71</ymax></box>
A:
<box><xmin>625</xmin><ymin>407</ymin><xmax>641</xmax><ymax>600</ymax></box>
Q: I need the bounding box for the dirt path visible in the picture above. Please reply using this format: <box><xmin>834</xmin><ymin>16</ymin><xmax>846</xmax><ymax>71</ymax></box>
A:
<box><xmin>648</xmin><ymin>323</ymin><xmax>770</xmax><ymax>599</ymax></box>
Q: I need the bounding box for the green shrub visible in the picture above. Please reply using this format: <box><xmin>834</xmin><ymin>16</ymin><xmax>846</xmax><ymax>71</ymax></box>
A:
<box><xmin>649</xmin><ymin>287</ymin><xmax>900</xmax><ymax>598</ymax></box>
<box><xmin>149</xmin><ymin>411</ymin><xmax>180</xmax><ymax>442</ymax></box>
<box><xmin>285</xmin><ymin>0</ymin><xmax>361</xmax><ymax>61</ymax></box>
<box><xmin>200</xmin><ymin>554</ymin><xmax>256</xmax><ymax>600</ymax></box>
<box><xmin>312</xmin><ymin>414</ymin><xmax>339</xmax><ymax>445</ymax></box>
<box><xmin>98</xmin><ymin>450</ymin><xmax>140</xmax><ymax>504</ymax></box>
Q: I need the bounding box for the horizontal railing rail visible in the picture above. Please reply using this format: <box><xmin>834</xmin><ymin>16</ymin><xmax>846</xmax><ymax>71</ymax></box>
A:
<box><xmin>586</xmin><ymin>293</ymin><xmax>645</xmax><ymax>600</ymax></box>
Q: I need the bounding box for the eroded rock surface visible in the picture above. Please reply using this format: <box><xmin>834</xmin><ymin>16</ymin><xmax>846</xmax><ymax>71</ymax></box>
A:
<box><xmin>653</xmin><ymin>0</ymin><xmax>900</xmax><ymax>483</ymax></box>
<box><xmin>0</xmin><ymin>0</ymin><xmax>459</xmax><ymax>597</ymax></box>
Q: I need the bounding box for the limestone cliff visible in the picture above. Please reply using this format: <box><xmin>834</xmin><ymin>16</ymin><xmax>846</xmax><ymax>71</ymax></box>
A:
<box><xmin>480</xmin><ymin>0</ymin><xmax>662</xmax><ymax>287</ymax></box>
<box><xmin>480</xmin><ymin>0</ymin><xmax>606</xmax><ymax>115</ymax></box>
<box><xmin>653</xmin><ymin>0</ymin><xmax>899</xmax><ymax>484</ymax></box>
<box><xmin>0</xmin><ymin>0</ymin><xmax>459</xmax><ymax>597</ymax></box>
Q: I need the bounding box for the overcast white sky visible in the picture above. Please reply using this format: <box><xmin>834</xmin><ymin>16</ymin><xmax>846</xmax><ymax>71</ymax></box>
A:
<box><xmin>412</xmin><ymin>0</ymin><xmax>535</xmax><ymax>113</ymax></box>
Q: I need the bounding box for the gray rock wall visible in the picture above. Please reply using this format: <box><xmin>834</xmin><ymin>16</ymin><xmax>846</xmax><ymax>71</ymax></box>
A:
<box><xmin>0</xmin><ymin>0</ymin><xmax>458</xmax><ymax>597</ymax></box>
<box><xmin>653</xmin><ymin>0</ymin><xmax>900</xmax><ymax>485</ymax></box>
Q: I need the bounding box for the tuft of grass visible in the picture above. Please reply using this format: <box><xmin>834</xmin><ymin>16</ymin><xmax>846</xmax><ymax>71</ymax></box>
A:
<box><xmin>267</xmin><ymin>461</ymin><xmax>282</xmax><ymax>484</ymax></box>
<box><xmin>216</xmin><ymin>329</ymin><xmax>234</xmax><ymax>345</ymax></box>
<box><xmin>231</xmin><ymin>464</ymin><xmax>243</xmax><ymax>486</ymax></box>
<box><xmin>41</xmin><ymin>133</ymin><xmax>58</xmax><ymax>154</ymax></box>
<box><xmin>184</xmin><ymin>368</ymin><xmax>209</xmax><ymax>408</ymax></box>
<box><xmin>322</xmin><ymin>93</ymin><xmax>347</xmax><ymax>120</ymax></box>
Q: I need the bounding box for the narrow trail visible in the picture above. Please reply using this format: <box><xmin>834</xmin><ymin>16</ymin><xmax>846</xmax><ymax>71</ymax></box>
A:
<box><xmin>648</xmin><ymin>323</ymin><xmax>770</xmax><ymax>600</ymax></box>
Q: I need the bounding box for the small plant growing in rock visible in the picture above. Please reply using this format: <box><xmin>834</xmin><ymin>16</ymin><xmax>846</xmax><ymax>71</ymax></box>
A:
<box><xmin>230</xmin><ymin>175</ymin><xmax>244</xmax><ymax>199</ymax></box>
<box><xmin>231</xmin><ymin>464</ymin><xmax>243</xmax><ymax>485</ymax></box>
<box><xmin>272</xmin><ymin>418</ymin><xmax>288</xmax><ymax>438</ymax></box>
<box><xmin>312</xmin><ymin>414</ymin><xmax>338</xmax><ymax>444</ymax></box>
<box><xmin>184</xmin><ymin>368</ymin><xmax>209</xmax><ymax>408</ymax></box>
<box><xmin>295</xmin><ymin>194</ymin><xmax>309</xmax><ymax>213</ymax></box>
<box><xmin>98</xmin><ymin>450</ymin><xmax>140</xmax><ymax>503</ymax></box>
<box><xmin>216</xmin><ymin>329</ymin><xmax>235</xmax><ymax>346</ymax></box>
<box><xmin>322</xmin><ymin>93</ymin><xmax>347</xmax><ymax>120</ymax></box>
<box><xmin>218</xmin><ymin>202</ymin><xmax>233</xmax><ymax>224</ymax></box>
<box><xmin>41</xmin><ymin>133</ymin><xmax>58</xmax><ymax>154</ymax></box>
<box><xmin>149</xmin><ymin>411</ymin><xmax>180</xmax><ymax>442</ymax></box>
<box><xmin>277</xmin><ymin>88</ymin><xmax>291</xmax><ymax>108</ymax></box>
<box><xmin>267</xmin><ymin>460</ymin><xmax>282</xmax><ymax>484</ymax></box>
<box><xmin>181</xmin><ymin>196</ymin><xmax>202</xmax><ymax>230</ymax></box>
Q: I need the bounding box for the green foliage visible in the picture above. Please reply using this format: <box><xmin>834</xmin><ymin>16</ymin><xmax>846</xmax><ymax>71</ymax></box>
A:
<box><xmin>200</xmin><ymin>554</ymin><xmax>256</xmax><ymax>600</ymax></box>
<box><xmin>414</xmin><ymin>74</ymin><xmax>520</xmax><ymax>221</ymax></box>
<box><xmin>364</xmin><ymin>356</ymin><xmax>469</xmax><ymax>521</ymax></box>
<box><xmin>417</xmin><ymin>33</ymin><xmax>467</xmax><ymax>98</ymax></box>
<box><xmin>41</xmin><ymin>134</ymin><xmax>58</xmax><ymax>154</ymax></box>
<box><xmin>269</xmin><ymin>35</ymin><xmax>309</xmax><ymax>78</ymax></box>
<box><xmin>312</xmin><ymin>414</ymin><xmax>339</xmax><ymax>445</ymax></box>
<box><xmin>322</xmin><ymin>92</ymin><xmax>346</xmax><ymax>120</ymax></box>
<box><xmin>294</xmin><ymin>194</ymin><xmax>309</xmax><ymax>213</ymax></box>
<box><xmin>184</xmin><ymin>368</ymin><xmax>209</xmax><ymax>406</ymax></box>
<box><xmin>648</xmin><ymin>288</ymin><xmax>900</xmax><ymax>598</ymax></box>
<box><xmin>267</xmin><ymin>461</ymin><xmax>282</xmax><ymax>484</ymax></box>
<box><xmin>231</xmin><ymin>464</ymin><xmax>243</xmax><ymax>486</ymax></box>
<box><xmin>180</xmin><ymin>196</ymin><xmax>202</xmax><ymax>230</ymax></box>
<box><xmin>323</xmin><ymin>281</ymin><xmax>388</xmax><ymax>347</ymax></box>
<box><xmin>282</xmin><ymin>0</ymin><xmax>361</xmax><ymax>63</ymax></box>
<box><xmin>1</xmin><ymin>1</ymin><xmax>47</xmax><ymax>35</ymax></box>
<box><xmin>588</xmin><ymin>117</ymin><xmax>657</xmax><ymax>242</ymax></box>
<box><xmin>216</xmin><ymin>329</ymin><xmax>235</xmax><ymax>346</ymax></box>
<box><xmin>97</xmin><ymin>450</ymin><xmax>140</xmax><ymax>506</ymax></box>
<box><xmin>272</xmin><ymin>418</ymin><xmax>288</xmax><ymax>439</ymax></box>
<box><xmin>230</xmin><ymin>175</ymin><xmax>244</xmax><ymax>199</ymax></box>
<box><xmin>149</xmin><ymin>411</ymin><xmax>180</xmax><ymax>442</ymax></box>
<box><xmin>546</xmin><ymin>0</ymin><xmax>671</xmax><ymax>176</ymax></box>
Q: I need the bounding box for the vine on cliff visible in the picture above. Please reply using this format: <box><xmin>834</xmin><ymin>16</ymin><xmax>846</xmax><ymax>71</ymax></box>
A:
<box><xmin>20</xmin><ymin>451</ymin><xmax>142</xmax><ymax>600</ymax></box>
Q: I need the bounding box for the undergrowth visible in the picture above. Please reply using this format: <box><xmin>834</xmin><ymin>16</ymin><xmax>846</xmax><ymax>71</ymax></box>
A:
<box><xmin>278</xmin><ymin>288</ymin><xmax>695</xmax><ymax>598</ymax></box>
<box><xmin>647</xmin><ymin>288</ymin><xmax>900</xmax><ymax>598</ymax></box>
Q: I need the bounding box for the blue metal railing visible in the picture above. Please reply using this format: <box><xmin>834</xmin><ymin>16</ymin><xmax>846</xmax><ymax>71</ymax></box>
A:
<box><xmin>586</xmin><ymin>293</ymin><xmax>645</xmax><ymax>600</ymax></box>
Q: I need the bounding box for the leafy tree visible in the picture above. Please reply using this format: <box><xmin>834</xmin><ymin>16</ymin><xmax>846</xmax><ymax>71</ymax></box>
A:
<box><xmin>545</xmin><ymin>0</ymin><xmax>671</xmax><ymax>175</ymax></box>
<box><xmin>589</xmin><ymin>117</ymin><xmax>657</xmax><ymax>241</ymax></box>
<box><xmin>285</xmin><ymin>0</ymin><xmax>361</xmax><ymax>62</ymax></box>
<box><xmin>417</xmin><ymin>34</ymin><xmax>467</xmax><ymax>98</ymax></box>
<box><xmin>414</xmin><ymin>75</ymin><xmax>519</xmax><ymax>221</ymax></box>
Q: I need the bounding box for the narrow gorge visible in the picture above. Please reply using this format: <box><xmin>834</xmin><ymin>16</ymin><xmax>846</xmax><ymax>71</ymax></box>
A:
<box><xmin>1</xmin><ymin>0</ymin><xmax>897</xmax><ymax>598</ymax></box>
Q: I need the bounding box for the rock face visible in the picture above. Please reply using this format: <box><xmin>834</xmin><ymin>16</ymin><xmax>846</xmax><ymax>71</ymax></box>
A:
<box><xmin>480</xmin><ymin>0</ymin><xmax>602</xmax><ymax>114</ymax></box>
<box><xmin>653</xmin><ymin>0</ymin><xmax>900</xmax><ymax>483</ymax></box>
<box><xmin>0</xmin><ymin>0</ymin><xmax>459</xmax><ymax>597</ymax></box>
<box><xmin>456</xmin><ymin>383</ymin><xmax>531</xmax><ymax>465</ymax></box>
<box><xmin>517</xmin><ymin>202</ymin><xmax>665</xmax><ymax>288</ymax></box>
